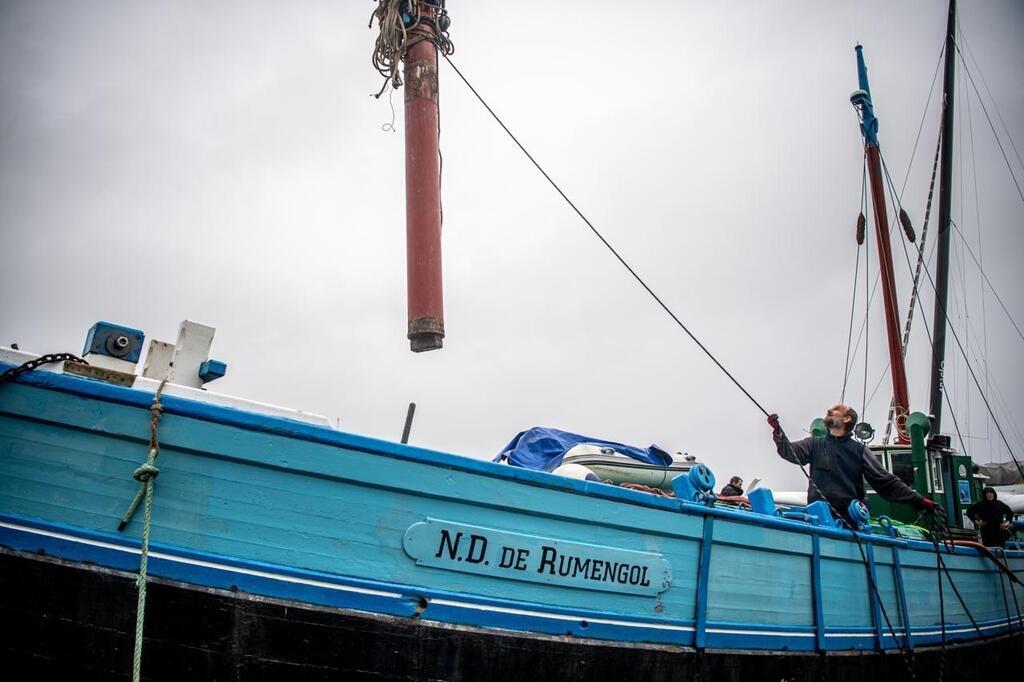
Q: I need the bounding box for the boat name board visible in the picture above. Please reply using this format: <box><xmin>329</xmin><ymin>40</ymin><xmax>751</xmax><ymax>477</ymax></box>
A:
<box><xmin>402</xmin><ymin>518</ymin><xmax>672</xmax><ymax>596</ymax></box>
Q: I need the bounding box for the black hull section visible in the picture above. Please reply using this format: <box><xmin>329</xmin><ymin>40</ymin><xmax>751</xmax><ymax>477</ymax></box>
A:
<box><xmin>2</xmin><ymin>549</ymin><xmax>1020</xmax><ymax>682</ymax></box>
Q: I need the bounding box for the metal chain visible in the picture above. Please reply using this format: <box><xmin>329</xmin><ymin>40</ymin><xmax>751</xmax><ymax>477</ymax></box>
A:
<box><xmin>0</xmin><ymin>353</ymin><xmax>87</xmax><ymax>385</ymax></box>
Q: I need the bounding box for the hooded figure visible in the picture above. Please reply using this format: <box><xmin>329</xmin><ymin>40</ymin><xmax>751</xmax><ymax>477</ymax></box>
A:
<box><xmin>965</xmin><ymin>487</ymin><xmax>1015</xmax><ymax>548</ymax></box>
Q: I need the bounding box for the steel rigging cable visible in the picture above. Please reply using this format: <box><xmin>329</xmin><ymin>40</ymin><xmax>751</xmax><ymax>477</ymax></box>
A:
<box><xmin>948</xmin><ymin>219</ymin><xmax>1024</xmax><ymax>345</ymax></box>
<box><xmin>958</xmin><ymin>29</ymin><xmax>1024</xmax><ymax>178</ymax></box>
<box><xmin>443</xmin><ymin>56</ymin><xmax>923</xmax><ymax>676</ymax></box>
<box><xmin>845</xmin><ymin>40</ymin><xmax>944</xmax><ymax>444</ymax></box>
<box><xmin>883</xmin><ymin>129</ymin><xmax>943</xmax><ymax>444</ymax></box>
<box><xmin>878</xmin><ymin>149</ymin><xmax>1024</xmax><ymax>482</ymax></box>
<box><xmin>438</xmin><ymin>32</ymin><xmax>1020</xmax><ymax>673</ymax></box>
<box><xmin>840</xmin><ymin>154</ymin><xmax>867</xmax><ymax>405</ymax></box>
<box><xmin>441</xmin><ymin>53</ymin><xmax>771</xmax><ymax>418</ymax></box>
<box><xmin>953</xmin><ymin>42</ymin><xmax>1024</xmax><ymax>203</ymax></box>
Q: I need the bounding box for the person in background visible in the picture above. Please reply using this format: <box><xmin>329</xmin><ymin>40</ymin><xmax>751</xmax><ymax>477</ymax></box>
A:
<box><xmin>719</xmin><ymin>476</ymin><xmax>744</xmax><ymax>497</ymax></box>
<box><xmin>768</xmin><ymin>403</ymin><xmax>938</xmax><ymax>525</ymax></box>
<box><xmin>966</xmin><ymin>487</ymin><xmax>1014</xmax><ymax>548</ymax></box>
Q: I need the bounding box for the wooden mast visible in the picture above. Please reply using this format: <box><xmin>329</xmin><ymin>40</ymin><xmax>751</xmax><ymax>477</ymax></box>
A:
<box><xmin>928</xmin><ymin>0</ymin><xmax>957</xmax><ymax>435</ymax></box>
<box><xmin>404</xmin><ymin>2</ymin><xmax>445</xmax><ymax>352</ymax></box>
<box><xmin>851</xmin><ymin>46</ymin><xmax>912</xmax><ymax>444</ymax></box>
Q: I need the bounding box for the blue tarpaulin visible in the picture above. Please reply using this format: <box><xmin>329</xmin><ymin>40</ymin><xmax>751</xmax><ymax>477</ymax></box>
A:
<box><xmin>495</xmin><ymin>426</ymin><xmax>673</xmax><ymax>472</ymax></box>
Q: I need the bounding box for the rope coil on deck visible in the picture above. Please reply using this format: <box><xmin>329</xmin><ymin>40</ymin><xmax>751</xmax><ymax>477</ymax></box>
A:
<box><xmin>116</xmin><ymin>378</ymin><xmax>169</xmax><ymax>682</ymax></box>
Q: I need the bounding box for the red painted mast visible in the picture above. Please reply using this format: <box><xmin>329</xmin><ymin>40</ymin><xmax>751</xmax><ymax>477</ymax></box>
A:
<box><xmin>851</xmin><ymin>46</ymin><xmax>911</xmax><ymax>443</ymax></box>
<box><xmin>404</xmin><ymin>3</ymin><xmax>444</xmax><ymax>352</ymax></box>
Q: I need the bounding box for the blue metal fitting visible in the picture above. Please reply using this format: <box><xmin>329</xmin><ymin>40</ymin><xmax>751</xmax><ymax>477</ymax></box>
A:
<box><xmin>805</xmin><ymin>501</ymin><xmax>837</xmax><ymax>527</ymax></box>
<box><xmin>877</xmin><ymin>515</ymin><xmax>897</xmax><ymax>538</ymax></box>
<box><xmin>847</xmin><ymin>499</ymin><xmax>871</xmax><ymax>532</ymax></box>
<box><xmin>672</xmin><ymin>465</ymin><xmax>716</xmax><ymax>503</ymax></box>
<box><xmin>671</xmin><ymin>473</ymin><xmax>698</xmax><ymax>503</ymax></box>
<box><xmin>689</xmin><ymin>464</ymin><xmax>715</xmax><ymax>493</ymax></box>
<box><xmin>852</xmin><ymin>44</ymin><xmax>880</xmax><ymax>146</ymax></box>
<box><xmin>198</xmin><ymin>359</ymin><xmax>227</xmax><ymax>383</ymax></box>
<box><xmin>747</xmin><ymin>488</ymin><xmax>777</xmax><ymax>517</ymax></box>
<box><xmin>83</xmin><ymin>322</ymin><xmax>144</xmax><ymax>363</ymax></box>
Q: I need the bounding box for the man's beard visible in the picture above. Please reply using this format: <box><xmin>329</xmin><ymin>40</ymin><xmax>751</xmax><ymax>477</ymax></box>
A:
<box><xmin>825</xmin><ymin>416</ymin><xmax>844</xmax><ymax>429</ymax></box>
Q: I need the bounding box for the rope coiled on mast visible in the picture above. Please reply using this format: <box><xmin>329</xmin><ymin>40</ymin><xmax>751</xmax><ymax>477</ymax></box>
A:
<box><xmin>369</xmin><ymin>0</ymin><xmax>454</xmax><ymax>98</ymax></box>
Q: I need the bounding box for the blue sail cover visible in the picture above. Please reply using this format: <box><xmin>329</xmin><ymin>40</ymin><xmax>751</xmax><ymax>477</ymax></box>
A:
<box><xmin>495</xmin><ymin>426</ymin><xmax>673</xmax><ymax>472</ymax></box>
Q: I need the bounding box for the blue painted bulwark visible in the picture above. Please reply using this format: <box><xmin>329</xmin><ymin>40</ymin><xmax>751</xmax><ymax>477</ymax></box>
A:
<box><xmin>807</xmin><ymin>500</ymin><xmax>838</xmax><ymax>527</ymax></box>
<box><xmin>0</xmin><ymin>361</ymin><xmax>1021</xmax><ymax>657</ymax></box>
<box><xmin>83</xmin><ymin>321</ymin><xmax>144</xmax><ymax>363</ymax></box>
<box><xmin>748</xmin><ymin>487</ymin><xmax>777</xmax><ymax>516</ymax></box>
<box><xmin>198</xmin><ymin>359</ymin><xmax>227</xmax><ymax>382</ymax></box>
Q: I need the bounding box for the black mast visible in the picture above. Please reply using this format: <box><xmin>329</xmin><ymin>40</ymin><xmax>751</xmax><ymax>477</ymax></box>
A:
<box><xmin>928</xmin><ymin>0</ymin><xmax>957</xmax><ymax>436</ymax></box>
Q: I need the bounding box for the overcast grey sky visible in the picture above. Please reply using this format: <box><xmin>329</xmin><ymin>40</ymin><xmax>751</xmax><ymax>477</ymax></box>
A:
<box><xmin>2</xmin><ymin>1</ymin><xmax>1022</xmax><ymax>492</ymax></box>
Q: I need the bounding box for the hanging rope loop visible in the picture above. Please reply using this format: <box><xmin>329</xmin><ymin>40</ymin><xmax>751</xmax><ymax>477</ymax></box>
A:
<box><xmin>112</xmin><ymin>378</ymin><xmax>169</xmax><ymax>682</ymax></box>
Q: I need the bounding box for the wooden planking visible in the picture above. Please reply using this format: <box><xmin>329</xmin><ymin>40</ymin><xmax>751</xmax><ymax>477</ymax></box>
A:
<box><xmin>707</xmin><ymin>543</ymin><xmax>814</xmax><ymax>626</ymax></box>
<box><xmin>1</xmin><ymin>389</ymin><xmax>708</xmax><ymax>619</ymax></box>
<box><xmin>2</xmin><ymin>383</ymin><xmax>704</xmax><ymax>541</ymax></box>
<box><xmin>819</xmin><ymin>537</ymin><xmax>873</xmax><ymax>628</ymax></box>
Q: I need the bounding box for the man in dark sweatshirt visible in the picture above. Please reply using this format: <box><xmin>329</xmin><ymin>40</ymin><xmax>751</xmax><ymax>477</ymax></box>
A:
<box><xmin>767</xmin><ymin>404</ymin><xmax>938</xmax><ymax>525</ymax></box>
<box><xmin>719</xmin><ymin>476</ymin><xmax>745</xmax><ymax>497</ymax></box>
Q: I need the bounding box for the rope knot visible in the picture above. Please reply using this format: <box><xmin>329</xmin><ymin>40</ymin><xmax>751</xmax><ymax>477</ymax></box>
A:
<box><xmin>150</xmin><ymin>402</ymin><xmax>164</xmax><ymax>416</ymax></box>
<box><xmin>133</xmin><ymin>463</ymin><xmax>160</xmax><ymax>483</ymax></box>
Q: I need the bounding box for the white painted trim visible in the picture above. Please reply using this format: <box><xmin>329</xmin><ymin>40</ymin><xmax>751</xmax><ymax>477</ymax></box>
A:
<box><xmin>0</xmin><ymin>521</ymin><xmax>399</xmax><ymax>599</ymax></box>
<box><xmin>1</xmin><ymin>345</ymin><xmax>332</xmax><ymax>428</ymax></box>
<box><xmin>0</xmin><ymin>520</ymin><xmax>138</xmax><ymax>554</ymax></box>
<box><xmin>915</xmin><ymin>622</ymin><xmax>1010</xmax><ymax>636</ymax></box>
<box><xmin>708</xmin><ymin>628</ymin><xmax>815</xmax><ymax>637</ymax></box>
<box><xmin>429</xmin><ymin>598</ymin><xmax>695</xmax><ymax>632</ymax></box>
<box><xmin>133</xmin><ymin>375</ymin><xmax>333</xmax><ymax>427</ymax></box>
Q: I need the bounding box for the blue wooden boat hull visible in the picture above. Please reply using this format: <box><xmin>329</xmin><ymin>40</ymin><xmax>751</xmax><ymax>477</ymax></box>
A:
<box><xmin>1</xmin><ymin>363</ymin><xmax>1023</xmax><ymax>677</ymax></box>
